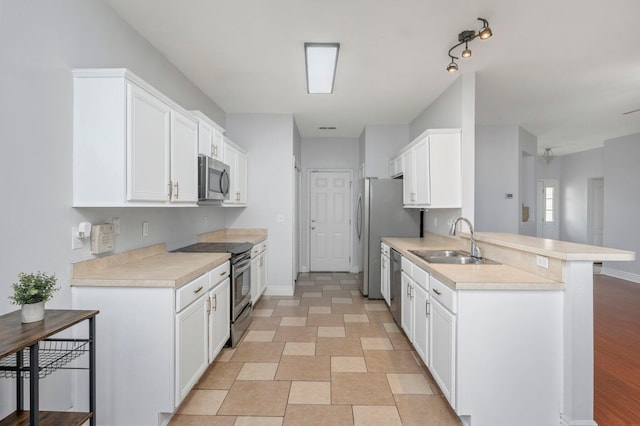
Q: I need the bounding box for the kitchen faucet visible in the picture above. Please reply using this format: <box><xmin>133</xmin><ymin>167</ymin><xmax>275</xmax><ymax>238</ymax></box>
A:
<box><xmin>449</xmin><ymin>217</ymin><xmax>482</xmax><ymax>259</ymax></box>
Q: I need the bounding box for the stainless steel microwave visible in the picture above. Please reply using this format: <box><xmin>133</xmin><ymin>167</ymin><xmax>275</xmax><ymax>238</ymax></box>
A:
<box><xmin>198</xmin><ymin>155</ymin><xmax>230</xmax><ymax>202</ymax></box>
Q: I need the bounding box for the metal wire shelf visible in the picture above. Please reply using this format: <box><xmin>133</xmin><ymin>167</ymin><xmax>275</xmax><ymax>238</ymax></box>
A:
<box><xmin>0</xmin><ymin>338</ymin><xmax>90</xmax><ymax>379</ymax></box>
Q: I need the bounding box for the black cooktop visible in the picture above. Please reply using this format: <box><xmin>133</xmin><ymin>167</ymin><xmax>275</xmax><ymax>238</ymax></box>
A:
<box><xmin>173</xmin><ymin>242</ymin><xmax>253</xmax><ymax>255</ymax></box>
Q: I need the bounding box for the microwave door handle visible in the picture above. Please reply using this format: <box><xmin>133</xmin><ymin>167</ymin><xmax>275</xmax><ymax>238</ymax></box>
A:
<box><xmin>220</xmin><ymin>169</ymin><xmax>230</xmax><ymax>195</ymax></box>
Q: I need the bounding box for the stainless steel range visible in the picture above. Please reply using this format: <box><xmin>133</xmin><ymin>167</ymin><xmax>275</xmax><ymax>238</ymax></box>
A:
<box><xmin>173</xmin><ymin>241</ymin><xmax>253</xmax><ymax>347</ymax></box>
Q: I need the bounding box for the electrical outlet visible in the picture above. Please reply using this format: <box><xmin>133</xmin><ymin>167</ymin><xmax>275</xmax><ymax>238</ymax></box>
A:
<box><xmin>142</xmin><ymin>222</ymin><xmax>149</xmax><ymax>237</ymax></box>
<box><xmin>536</xmin><ymin>255</ymin><xmax>549</xmax><ymax>269</ymax></box>
<box><xmin>112</xmin><ymin>218</ymin><xmax>121</xmax><ymax>235</ymax></box>
<box><xmin>276</xmin><ymin>214</ymin><xmax>284</xmax><ymax>223</ymax></box>
<box><xmin>71</xmin><ymin>227</ymin><xmax>84</xmax><ymax>250</ymax></box>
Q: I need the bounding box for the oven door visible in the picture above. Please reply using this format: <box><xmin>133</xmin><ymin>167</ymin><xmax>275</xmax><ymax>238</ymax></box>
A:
<box><xmin>231</xmin><ymin>254</ymin><xmax>252</xmax><ymax>319</ymax></box>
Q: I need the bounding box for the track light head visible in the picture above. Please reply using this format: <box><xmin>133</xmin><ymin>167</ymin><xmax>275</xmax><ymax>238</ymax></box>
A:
<box><xmin>462</xmin><ymin>43</ymin><xmax>472</xmax><ymax>58</ymax></box>
<box><xmin>478</xmin><ymin>18</ymin><xmax>493</xmax><ymax>39</ymax></box>
<box><xmin>447</xmin><ymin>61</ymin><xmax>458</xmax><ymax>72</ymax></box>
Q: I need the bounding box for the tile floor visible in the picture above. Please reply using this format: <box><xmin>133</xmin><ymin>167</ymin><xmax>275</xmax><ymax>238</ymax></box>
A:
<box><xmin>170</xmin><ymin>273</ymin><xmax>461</xmax><ymax>426</ymax></box>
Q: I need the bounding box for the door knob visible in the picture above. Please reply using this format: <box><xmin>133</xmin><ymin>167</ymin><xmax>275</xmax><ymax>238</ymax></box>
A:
<box><xmin>311</xmin><ymin>219</ymin><xmax>316</xmax><ymax>223</ymax></box>
<box><xmin>311</xmin><ymin>227</ymin><xmax>316</xmax><ymax>230</ymax></box>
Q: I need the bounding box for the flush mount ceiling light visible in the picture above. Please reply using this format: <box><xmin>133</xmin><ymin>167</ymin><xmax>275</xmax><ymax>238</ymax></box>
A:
<box><xmin>446</xmin><ymin>17</ymin><xmax>493</xmax><ymax>72</ymax></box>
<box><xmin>305</xmin><ymin>43</ymin><xmax>340</xmax><ymax>94</ymax></box>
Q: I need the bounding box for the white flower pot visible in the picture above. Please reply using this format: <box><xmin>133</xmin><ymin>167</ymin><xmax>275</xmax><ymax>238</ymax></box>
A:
<box><xmin>21</xmin><ymin>301</ymin><xmax>45</xmax><ymax>323</ymax></box>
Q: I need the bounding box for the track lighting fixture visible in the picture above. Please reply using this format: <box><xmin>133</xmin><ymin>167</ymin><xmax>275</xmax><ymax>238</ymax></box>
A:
<box><xmin>446</xmin><ymin>17</ymin><xmax>493</xmax><ymax>72</ymax></box>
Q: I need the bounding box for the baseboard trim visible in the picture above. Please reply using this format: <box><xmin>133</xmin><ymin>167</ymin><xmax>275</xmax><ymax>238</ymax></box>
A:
<box><xmin>264</xmin><ymin>286</ymin><xmax>294</xmax><ymax>297</ymax></box>
<box><xmin>559</xmin><ymin>416</ymin><xmax>597</xmax><ymax>426</ymax></box>
<box><xmin>601</xmin><ymin>267</ymin><xmax>640</xmax><ymax>284</ymax></box>
<box><xmin>300</xmin><ymin>266</ymin><xmax>309</xmax><ymax>273</ymax></box>
<box><xmin>349</xmin><ymin>267</ymin><xmax>360</xmax><ymax>273</ymax></box>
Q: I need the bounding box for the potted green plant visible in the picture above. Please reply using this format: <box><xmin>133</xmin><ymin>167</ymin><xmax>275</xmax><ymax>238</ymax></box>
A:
<box><xmin>9</xmin><ymin>272</ymin><xmax>59</xmax><ymax>323</ymax></box>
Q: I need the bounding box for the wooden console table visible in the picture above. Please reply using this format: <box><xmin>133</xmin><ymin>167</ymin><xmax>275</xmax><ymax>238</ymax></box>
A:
<box><xmin>0</xmin><ymin>309</ymin><xmax>98</xmax><ymax>426</ymax></box>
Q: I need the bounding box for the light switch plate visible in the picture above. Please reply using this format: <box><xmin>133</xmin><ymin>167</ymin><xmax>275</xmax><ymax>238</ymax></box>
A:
<box><xmin>142</xmin><ymin>221</ymin><xmax>149</xmax><ymax>237</ymax></box>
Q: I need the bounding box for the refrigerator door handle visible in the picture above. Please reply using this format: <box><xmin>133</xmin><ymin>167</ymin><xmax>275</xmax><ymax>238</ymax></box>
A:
<box><xmin>356</xmin><ymin>194</ymin><xmax>363</xmax><ymax>240</ymax></box>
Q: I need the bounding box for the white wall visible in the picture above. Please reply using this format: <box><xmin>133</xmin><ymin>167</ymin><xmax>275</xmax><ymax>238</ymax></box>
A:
<box><xmin>602</xmin><ymin>135</ymin><xmax>640</xmax><ymax>278</ymax></box>
<box><xmin>225</xmin><ymin>114</ymin><xmax>297</xmax><ymax>293</ymax></box>
<box><xmin>362</xmin><ymin>125</ymin><xmax>409</xmax><ymax>178</ymax></box>
<box><xmin>559</xmin><ymin>148</ymin><xmax>603</xmax><ymax>244</ymax></box>
<box><xmin>518</xmin><ymin>128</ymin><xmax>538</xmax><ymax>236</ymax></box>
<box><xmin>409</xmin><ymin>73</ymin><xmax>476</xmax><ymax>235</ymax></box>
<box><xmin>0</xmin><ymin>0</ymin><xmax>228</xmax><ymax>416</ymax></box>
<box><xmin>475</xmin><ymin>125</ymin><xmax>520</xmax><ymax>232</ymax></box>
<box><xmin>300</xmin><ymin>138</ymin><xmax>360</xmax><ymax>272</ymax></box>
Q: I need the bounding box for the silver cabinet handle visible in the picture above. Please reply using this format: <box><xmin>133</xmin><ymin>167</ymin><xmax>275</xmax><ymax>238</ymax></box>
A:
<box><xmin>168</xmin><ymin>180</ymin><xmax>173</xmax><ymax>200</ymax></box>
<box><xmin>220</xmin><ymin>270</ymin><xmax>227</xmax><ymax>276</ymax></box>
<box><xmin>194</xmin><ymin>286</ymin><xmax>203</xmax><ymax>294</ymax></box>
<box><xmin>213</xmin><ymin>294</ymin><xmax>217</xmax><ymax>311</ymax></box>
<box><xmin>433</xmin><ymin>288</ymin><xmax>442</xmax><ymax>296</ymax></box>
<box><xmin>426</xmin><ymin>300</ymin><xmax>430</xmax><ymax>316</ymax></box>
<box><xmin>206</xmin><ymin>297</ymin><xmax>211</xmax><ymax>315</ymax></box>
<box><xmin>174</xmin><ymin>181</ymin><xmax>179</xmax><ymax>199</ymax></box>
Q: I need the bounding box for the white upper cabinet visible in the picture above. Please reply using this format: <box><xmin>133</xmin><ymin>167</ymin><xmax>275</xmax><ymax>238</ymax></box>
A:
<box><xmin>73</xmin><ymin>68</ymin><xmax>198</xmax><ymax>207</ymax></box>
<box><xmin>170</xmin><ymin>110</ymin><xmax>199</xmax><ymax>203</ymax></box>
<box><xmin>222</xmin><ymin>137</ymin><xmax>248</xmax><ymax>207</ymax></box>
<box><xmin>399</xmin><ymin>129</ymin><xmax>461</xmax><ymax>209</ymax></box>
<box><xmin>127</xmin><ymin>83</ymin><xmax>171</xmax><ymax>202</ymax></box>
<box><xmin>192</xmin><ymin>110</ymin><xmax>225</xmax><ymax>161</ymax></box>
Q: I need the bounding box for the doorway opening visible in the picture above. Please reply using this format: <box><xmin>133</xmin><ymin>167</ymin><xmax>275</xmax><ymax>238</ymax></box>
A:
<box><xmin>536</xmin><ymin>179</ymin><xmax>559</xmax><ymax>239</ymax></box>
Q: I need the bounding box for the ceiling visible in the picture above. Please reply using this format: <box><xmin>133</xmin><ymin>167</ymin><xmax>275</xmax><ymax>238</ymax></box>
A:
<box><xmin>103</xmin><ymin>0</ymin><xmax>640</xmax><ymax>156</ymax></box>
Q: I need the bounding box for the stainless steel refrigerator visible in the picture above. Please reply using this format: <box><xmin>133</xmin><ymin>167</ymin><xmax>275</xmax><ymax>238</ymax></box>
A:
<box><xmin>357</xmin><ymin>178</ymin><xmax>420</xmax><ymax>298</ymax></box>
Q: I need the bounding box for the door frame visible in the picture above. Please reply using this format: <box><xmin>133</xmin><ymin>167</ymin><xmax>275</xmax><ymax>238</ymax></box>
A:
<box><xmin>587</xmin><ymin>177</ymin><xmax>604</xmax><ymax>246</ymax></box>
<box><xmin>306</xmin><ymin>168</ymin><xmax>353</xmax><ymax>272</ymax></box>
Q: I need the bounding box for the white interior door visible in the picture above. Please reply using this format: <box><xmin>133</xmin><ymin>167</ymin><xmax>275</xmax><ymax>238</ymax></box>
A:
<box><xmin>536</xmin><ymin>179</ymin><xmax>559</xmax><ymax>239</ymax></box>
<box><xmin>309</xmin><ymin>170</ymin><xmax>351</xmax><ymax>271</ymax></box>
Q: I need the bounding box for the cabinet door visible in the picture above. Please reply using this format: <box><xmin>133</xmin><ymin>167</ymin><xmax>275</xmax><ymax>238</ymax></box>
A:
<box><xmin>258</xmin><ymin>252</ymin><xmax>266</xmax><ymax>298</ymax></box>
<box><xmin>250</xmin><ymin>256</ymin><xmax>260</xmax><ymax>305</ymax></box>
<box><xmin>209</xmin><ymin>278</ymin><xmax>230</xmax><ymax>363</ymax></box>
<box><xmin>176</xmin><ymin>295</ymin><xmax>208</xmax><ymax>405</ymax></box>
<box><xmin>413</xmin><ymin>138</ymin><xmax>430</xmax><ymax>205</ymax></box>
<box><xmin>171</xmin><ymin>110</ymin><xmax>198</xmax><ymax>203</ymax></box>
<box><xmin>413</xmin><ymin>284</ymin><xmax>429</xmax><ymax>366</ymax></box>
<box><xmin>236</xmin><ymin>150</ymin><xmax>248</xmax><ymax>204</ymax></box>
<box><xmin>127</xmin><ymin>83</ymin><xmax>171</xmax><ymax>201</ymax></box>
<box><xmin>223</xmin><ymin>143</ymin><xmax>238</xmax><ymax>205</ymax></box>
<box><xmin>401</xmin><ymin>272</ymin><xmax>413</xmax><ymax>337</ymax></box>
<box><xmin>212</xmin><ymin>129</ymin><xmax>224</xmax><ymax>160</ymax></box>
<box><xmin>429</xmin><ymin>299</ymin><xmax>456</xmax><ymax>409</ymax></box>
<box><xmin>402</xmin><ymin>149</ymin><xmax>415</xmax><ymax>205</ymax></box>
<box><xmin>428</xmin><ymin>133</ymin><xmax>461</xmax><ymax>208</ymax></box>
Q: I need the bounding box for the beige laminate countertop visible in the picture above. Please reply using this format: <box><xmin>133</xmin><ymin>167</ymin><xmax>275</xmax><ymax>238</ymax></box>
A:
<box><xmin>475</xmin><ymin>232</ymin><xmax>635</xmax><ymax>261</ymax></box>
<box><xmin>71</xmin><ymin>243</ymin><xmax>230</xmax><ymax>288</ymax></box>
<box><xmin>383</xmin><ymin>237</ymin><xmax>564</xmax><ymax>291</ymax></box>
<box><xmin>198</xmin><ymin>228</ymin><xmax>267</xmax><ymax>245</ymax></box>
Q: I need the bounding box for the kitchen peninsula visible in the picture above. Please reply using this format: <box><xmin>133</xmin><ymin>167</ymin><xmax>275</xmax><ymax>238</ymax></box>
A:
<box><xmin>384</xmin><ymin>232</ymin><xmax>634</xmax><ymax>426</ymax></box>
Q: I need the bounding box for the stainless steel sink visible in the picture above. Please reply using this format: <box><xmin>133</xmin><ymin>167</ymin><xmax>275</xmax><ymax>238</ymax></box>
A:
<box><xmin>409</xmin><ymin>249</ymin><xmax>499</xmax><ymax>265</ymax></box>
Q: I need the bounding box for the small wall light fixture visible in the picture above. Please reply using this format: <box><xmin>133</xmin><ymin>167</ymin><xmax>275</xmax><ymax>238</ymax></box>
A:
<box><xmin>447</xmin><ymin>18</ymin><xmax>493</xmax><ymax>72</ymax></box>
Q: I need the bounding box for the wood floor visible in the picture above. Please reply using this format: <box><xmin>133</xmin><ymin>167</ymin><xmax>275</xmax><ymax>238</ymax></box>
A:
<box><xmin>594</xmin><ymin>274</ymin><xmax>640</xmax><ymax>425</ymax></box>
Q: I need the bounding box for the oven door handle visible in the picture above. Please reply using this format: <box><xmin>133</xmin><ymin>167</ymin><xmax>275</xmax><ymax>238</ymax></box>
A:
<box><xmin>233</xmin><ymin>257</ymin><xmax>252</xmax><ymax>274</ymax></box>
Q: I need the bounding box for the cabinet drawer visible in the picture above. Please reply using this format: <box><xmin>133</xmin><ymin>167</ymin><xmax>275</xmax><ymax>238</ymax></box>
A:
<box><xmin>252</xmin><ymin>240</ymin><xmax>268</xmax><ymax>256</ymax></box>
<box><xmin>210</xmin><ymin>261</ymin><xmax>230</xmax><ymax>287</ymax></box>
<box><xmin>430</xmin><ymin>276</ymin><xmax>456</xmax><ymax>313</ymax></box>
<box><xmin>412</xmin><ymin>265</ymin><xmax>429</xmax><ymax>291</ymax></box>
<box><xmin>176</xmin><ymin>273</ymin><xmax>209</xmax><ymax>312</ymax></box>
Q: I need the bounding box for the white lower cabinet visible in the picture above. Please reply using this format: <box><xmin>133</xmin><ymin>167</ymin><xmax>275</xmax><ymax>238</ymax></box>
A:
<box><xmin>400</xmin><ymin>271</ymin><xmax>413</xmax><ymax>336</ymax></box>
<box><xmin>208</xmin><ymin>277</ymin><xmax>230</xmax><ymax>363</ymax></box>
<box><xmin>251</xmin><ymin>240</ymin><xmax>268</xmax><ymax>304</ymax></box>
<box><xmin>381</xmin><ymin>243</ymin><xmax>391</xmax><ymax>306</ymax></box>
<box><xmin>72</xmin><ymin>261</ymin><xmax>232</xmax><ymax>426</ymax></box>
<box><xmin>175</xmin><ymin>291</ymin><xmax>208</xmax><ymax>405</ymax></box>
<box><xmin>412</xmin><ymin>283</ymin><xmax>429</xmax><ymax>365</ymax></box>
<box><xmin>429</xmin><ymin>295</ymin><xmax>456</xmax><ymax>409</ymax></box>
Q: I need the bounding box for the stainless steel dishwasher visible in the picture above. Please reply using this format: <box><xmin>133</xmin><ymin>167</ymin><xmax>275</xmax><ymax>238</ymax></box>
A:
<box><xmin>390</xmin><ymin>248</ymin><xmax>402</xmax><ymax>326</ymax></box>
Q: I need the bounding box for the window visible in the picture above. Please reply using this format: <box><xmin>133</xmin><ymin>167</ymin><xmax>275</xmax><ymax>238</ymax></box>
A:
<box><xmin>544</xmin><ymin>186</ymin><xmax>554</xmax><ymax>223</ymax></box>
